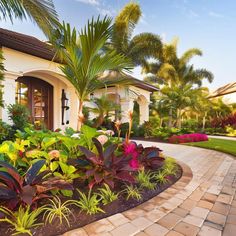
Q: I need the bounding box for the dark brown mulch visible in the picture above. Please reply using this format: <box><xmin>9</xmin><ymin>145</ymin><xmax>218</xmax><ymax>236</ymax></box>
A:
<box><xmin>0</xmin><ymin>165</ymin><xmax>182</xmax><ymax>236</ymax></box>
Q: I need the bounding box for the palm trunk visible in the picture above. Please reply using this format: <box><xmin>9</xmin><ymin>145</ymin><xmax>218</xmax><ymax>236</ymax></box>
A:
<box><xmin>202</xmin><ymin>111</ymin><xmax>207</xmax><ymax>131</ymax></box>
<box><xmin>176</xmin><ymin>109</ymin><xmax>182</xmax><ymax>129</ymax></box>
<box><xmin>168</xmin><ymin>108</ymin><xmax>173</xmax><ymax>128</ymax></box>
<box><xmin>95</xmin><ymin>114</ymin><xmax>104</xmax><ymax>128</ymax></box>
<box><xmin>77</xmin><ymin>99</ymin><xmax>84</xmax><ymax>131</ymax></box>
<box><xmin>159</xmin><ymin>117</ymin><xmax>163</xmax><ymax>128</ymax></box>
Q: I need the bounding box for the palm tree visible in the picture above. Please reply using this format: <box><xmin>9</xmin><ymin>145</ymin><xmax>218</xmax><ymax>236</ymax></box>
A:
<box><xmin>144</xmin><ymin>39</ymin><xmax>213</xmax><ymax>127</ymax></box>
<box><xmin>50</xmin><ymin>17</ymin><xmax>133</xmax><ymax>130</ymax></box>
<box><xmin>88</xmin><ymin>95</ymin><xmax>119</xmax><ymax>128</ymax></box>
<box><xmin>111</xmin><ymin>2</ymin><xmax>162</xmax><ymax>67</ymax></box>
<box><xmin>0</xmin><ymin>0</ymin><xmax>58</xmax><ymax>36</ymax></box>
<box><xmin>144</xmin><ymin>38</ymin><xmax>213</xmax><ymax>87</ymax></box>
<box><xmin>160</xmin><ymin>84</ymin><xmax>207</xmax><ymax>128</ymax></box>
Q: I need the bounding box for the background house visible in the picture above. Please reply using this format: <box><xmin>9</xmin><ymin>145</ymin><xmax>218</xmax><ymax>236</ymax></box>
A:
<box><xmin>0</xmin><ymin>28</ymin><xmax>158</xmax><ymax>130</ymax></box>
<box><xmin>209</xmin><ymin>82</ymin><xmax>236</xmax><ymax>103</ymax></box>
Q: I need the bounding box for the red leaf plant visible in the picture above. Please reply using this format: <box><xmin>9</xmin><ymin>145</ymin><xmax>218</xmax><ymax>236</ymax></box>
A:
<box><xmin>0</xmin><ymin>160</ymin><xmax>73</xmax><ymax>210</ymax></box>
<box><xmin>78</xmin><ymin>138</ymin><xmax>135</xmax><ymax>189</ymax></box>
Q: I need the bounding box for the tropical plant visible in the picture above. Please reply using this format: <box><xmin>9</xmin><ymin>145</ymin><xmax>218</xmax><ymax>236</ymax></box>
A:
<box><xmin>75</xmin><ymin>189</ymin><xmax>104</xmax><ymax>215</ymax></box>
<box><xmin>136</xmin><ymin>144</ymin><xmax>165</xmax><ymax>170</ymax></box>
<box><xmin>88</xmin><ymin>95</ymin><xmax>119</xmax><ymax>128</ymax></box>
<box><xmin>43</xmin><ymin>196</ymin><xmax>76</xmax><ymax>227</ymax></box>
<box><xmin>50</xmin><ymin>17</ymin><xmax>133</xmax><ymax>130</ymax></box>
<box><xmin>0</xmin><ymin>205</ymin><xmax>45</xmax><ymax>236</ymax></box>
<box><xmin>0</xmin><ymin>0</ymin><xmax>59</xmax><ymax>36</ymax></box>
<box><xmin>153</xmin><ymin>171</ymin><xmax>169</xmax><ymax>185</ymax></box>
<box><xmin>143</xmin><ymin>38</ymin><xmax>214</xmax><ymax>127</ymax></box>
<box><xmin>111</xmin><ymin>2</ymin><xmax>162</xmax><ymax>67</ymax></box>
<box><xmin>7</xmin><ymin>104</ymin><xmax>30</xmax><ymax>130</ymax></box>
<box><xmin>162</xmin><ymin>157</ymin><xmax>178</xmax><ymax>175</ymax></box>
<box><xmin>0</xmin><ymin>160</ymin><xmax>72</xmax><ymax>209</ymax></box>
<box><xmin>136</xmin><ymin>169</ymin><xmax>156</xmax><ymax>190</ymax></box>
<box><xmin>78</xmin><ymin>137</ymin><xmax>135</xmax><ymax>189</ymax></box>
<box><xmin>123</xmin><ymin>184</ymin><xmax>142</xmax><ymax>201</ymax></box>
<box><xmin>97</xmin><ymin>183</ymin><xmax>119</xmax><ymax>205</ymax></box>
<box><xmin>0</xmin><ymin>139</ymin><xmax>30</xmax><ymax>166</ymax></box>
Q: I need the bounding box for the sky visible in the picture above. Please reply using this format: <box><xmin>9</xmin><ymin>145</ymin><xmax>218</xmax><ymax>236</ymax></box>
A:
<box><xmin>1</xmin><ymin>0</ymin><xmax>236</xmax><ymax>90</ymax></box>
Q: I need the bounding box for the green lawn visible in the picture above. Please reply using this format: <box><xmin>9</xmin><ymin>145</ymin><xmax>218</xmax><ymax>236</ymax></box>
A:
<box><xmin>184</xmin><ymin>138</ymin><xmax>236</xmax><ymax>157</ymax></box>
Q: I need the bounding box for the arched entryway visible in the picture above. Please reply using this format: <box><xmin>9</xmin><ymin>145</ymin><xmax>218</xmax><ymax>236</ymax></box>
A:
<box><xmin>15</xmin><ymin>76</ymin><xmax>53</xmax><ymax>129</ymax></box>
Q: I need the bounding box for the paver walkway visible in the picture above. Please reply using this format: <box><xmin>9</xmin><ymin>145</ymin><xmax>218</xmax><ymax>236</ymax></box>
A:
<box><xmin>63</xmin><ymin>141</ymin><xmax>236</xmax><ymax>236</ymax></box>
<box><xmin>208</xmin><ymin>135</ymin><xmax>236</xmax><ymax>141</ymax></box>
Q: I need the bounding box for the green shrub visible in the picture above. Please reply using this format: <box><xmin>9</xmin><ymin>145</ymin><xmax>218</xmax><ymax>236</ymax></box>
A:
<box><xmin>7</xmin><ymin>104</ymin><xmax>30</xmax><ymax>130</ymax></box>
<box><xmin>0</xmin><ymin>120</ymin><xmax>14</xmax><ymax>142</ymax></box>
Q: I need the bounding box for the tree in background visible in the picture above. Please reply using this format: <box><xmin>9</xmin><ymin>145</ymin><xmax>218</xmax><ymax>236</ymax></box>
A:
<box><xmin>111</xmin><ymin>2</ymin><xmax>162</xmax><ymax>67</ymax></box>
<box><xmin>143</xmin><ymin>38</ymin><xmax>214</xmax><ymax>128</ymax></box>
<box><xmin>50</xmin><ymin>17</ymin><xmax>133</xmax><ymax>130</ymax></box>
<box><xmin>88</xmin><ymin>95</ymin><xmax>119</xmax><ymax>128</ymax></box>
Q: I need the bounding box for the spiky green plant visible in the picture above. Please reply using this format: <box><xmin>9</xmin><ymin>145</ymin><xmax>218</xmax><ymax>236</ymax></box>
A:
<box><xmin>43</xmin><ymin>196</ymin><xmax>76</xmax><ymax>227</ymax></box>
<box><xmin>75</xmin><ymin>189</ymin><xmax>104</xmax><ymax>215</ymax></box>
<box><xmin>97</xmin><ymin>184</ymin><xmax>119</xmax><ymax>205</ymax></box>
<box><xmin>0</xmin><ymin>205</ymin><xmax>45</xmax><ymax>236</ymax></box>
<box><xmin>123</xmin><ymin>185</ymin><xmax>142</xmax><ymax>201</ymax></box>
<box><xmin>162</xmin><ymin>157</ymin><xmax>178</xmax><ymax>176</ymax></box>
<box><xmin>153</xmin><ymin>171</ymin><xmax>169</xmax><ymax>185</ymax></box>
<box><xmin>136</xmin><ymin>169</ymin><xmax>156</xmax><ymax>190</ymax></box>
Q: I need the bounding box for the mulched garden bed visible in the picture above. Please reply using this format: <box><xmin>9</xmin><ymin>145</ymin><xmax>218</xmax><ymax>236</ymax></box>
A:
<box><xmin>0</xmin><ymin>164</ymin><xmax>182</xmax><ymax>236</ymax></box>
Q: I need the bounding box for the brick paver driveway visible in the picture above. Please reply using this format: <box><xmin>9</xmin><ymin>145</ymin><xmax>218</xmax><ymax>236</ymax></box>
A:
<box><xmin>63</xmin><ymin>141</ymin><xmax>236</xmax><ymax>236</ymax></box>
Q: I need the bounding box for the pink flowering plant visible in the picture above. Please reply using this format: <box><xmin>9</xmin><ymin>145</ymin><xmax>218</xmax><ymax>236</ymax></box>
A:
<box><xmin>168</xmin><ymin>133</ymin><xmax>208</xmax><ymax>144</ymax></box>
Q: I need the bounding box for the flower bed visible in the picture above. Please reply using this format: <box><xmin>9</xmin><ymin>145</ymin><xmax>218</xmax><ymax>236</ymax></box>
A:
<box><xmin>0</xmin><ymin>125</ymin><xmax>182</xmax><ymax>236</ymax></box>
<box><xmin>168</xmin><ymin>133</ymin><xmax>208</xmax><ymax>144</ymax></box>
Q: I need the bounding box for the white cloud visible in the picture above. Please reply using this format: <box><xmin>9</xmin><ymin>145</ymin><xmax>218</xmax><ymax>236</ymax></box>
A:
<box><xmin>75</xmin><ymin>0</ymin><xmax>100</xmax><ymax>6</ymax></box>
<box><xmin>209</xmin><ymin>11</ymin><xmax>224</xmax><ymax>18</ymax></box>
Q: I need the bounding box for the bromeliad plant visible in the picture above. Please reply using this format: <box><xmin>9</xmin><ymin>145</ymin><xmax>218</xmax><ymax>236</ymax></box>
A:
<box><xmin>0</xmin><ymin>160</ymin><xmax>73</xmax><ymax>209</ymax></box>
<box><xmin>78</xmin><ymin>137</ymin><xmax>135</xmax><ymax>189</ymax></box>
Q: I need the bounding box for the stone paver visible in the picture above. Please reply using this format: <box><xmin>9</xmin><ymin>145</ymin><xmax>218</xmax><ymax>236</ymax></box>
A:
<box><xmin>63</xmin><ymin>141</ymin><xmax>236</xmax><ymax>236</ymax></box>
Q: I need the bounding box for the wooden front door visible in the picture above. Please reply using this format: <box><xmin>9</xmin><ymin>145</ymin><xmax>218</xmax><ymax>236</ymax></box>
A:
<box><xmin>16</xmin><ymin>76</ymin><xmax>53</xmax><ymax>130</ymax></box>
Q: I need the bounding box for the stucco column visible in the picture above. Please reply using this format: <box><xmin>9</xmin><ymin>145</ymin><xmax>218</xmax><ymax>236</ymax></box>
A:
<box><xmin>66</xmin><ymin>86</ymin><xmax>79</xmax><ymax>130</ymax></box>
<box><xmin>1</xmin><ymin>72</ymin><xmax>21</xmax><ymax>124</ymax></box>
<box><xmin>138</xmin><ymin>100</ymin><xmax>150</xmax><ymax>125</ymax></box>
<box><xmin>120</xmin><ymin>98</ymin><xmax>134</xmax><ymax>123</ymax></box>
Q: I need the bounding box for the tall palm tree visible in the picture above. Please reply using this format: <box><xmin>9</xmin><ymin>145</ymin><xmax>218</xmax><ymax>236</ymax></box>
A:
<box><xmin>111</xmin><ymin>2</ymin><xmax>162</xmax><ymax>67</ymax></box>
<box><xmin>144</xmin><ymin>39</ymin><xmax>213</xmax><ymax>127</ymax></box>
<box><xmin>144</xmin><ymin>38</ymin><xmax>213</xmax><ymax>87</ymax></box>
<box><xmin>0</xmin><ymin>0</ymin><xmax>58</xmax><ymax>36</ymax></box>
<box><xmin>50</xmin><ymin>17</ymin><xmax>133</xmax><ymax>130</ymax></box>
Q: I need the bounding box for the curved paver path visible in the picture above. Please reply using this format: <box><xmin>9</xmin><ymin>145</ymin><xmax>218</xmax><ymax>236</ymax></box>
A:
<box><xmin>63</xmin><ymin>141</ymin><xmax>236</xmax><ymax>236</ymax></box>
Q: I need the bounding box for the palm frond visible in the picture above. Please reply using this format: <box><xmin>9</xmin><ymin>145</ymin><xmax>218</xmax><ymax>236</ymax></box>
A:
<box><xmin>0</xmin><ymin>0</ymin><xmax>59</xmax><ymax>36</ymax></box>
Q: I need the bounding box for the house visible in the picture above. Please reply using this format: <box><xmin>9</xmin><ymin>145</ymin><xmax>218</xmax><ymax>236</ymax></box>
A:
<box><xmin>209</xmin><ymin>82</ymin><xmax>236</xmax><ymax>103</ymax></box>
<box><xmin>0</xmin><ymin>28</ymin><xmax>158</xmax><ymax>130</ymax></box>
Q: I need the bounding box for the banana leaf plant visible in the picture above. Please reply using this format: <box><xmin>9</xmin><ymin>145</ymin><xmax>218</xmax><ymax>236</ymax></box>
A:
<box><xmin>0</xmin><ymin>160</ymin><xmax>73</xmax><ymax>209</ymax></box>
<box><xmin>77</xmin><ymin>138</ymin><xmax>135</xmax><ymax>189</ymax></box>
